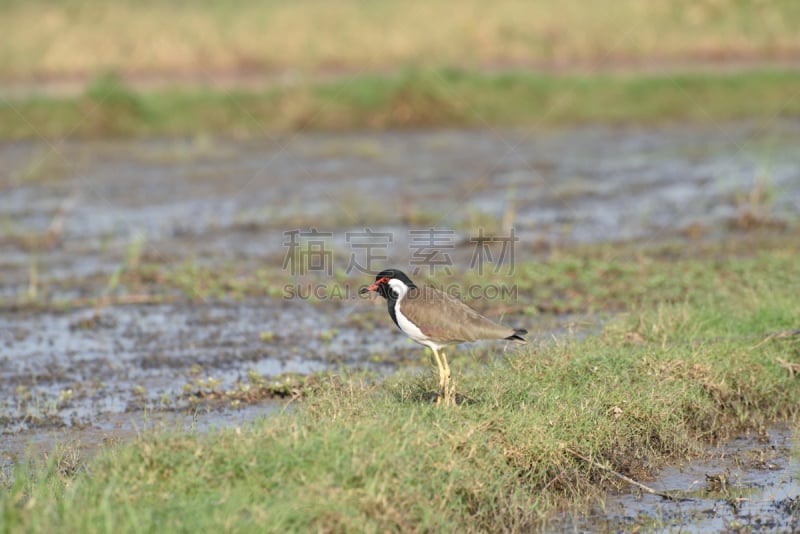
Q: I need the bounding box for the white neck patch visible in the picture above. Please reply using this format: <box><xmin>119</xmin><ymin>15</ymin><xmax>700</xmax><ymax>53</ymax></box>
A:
<box><xmin>387</xmin><ymin>278</ymin><xmax>436</xmax><ymax>347</ymax></box>
<box><xmin>387</xmin><ymin>278</ymin><xmax>410</xmax><ymax>300</ymax></box>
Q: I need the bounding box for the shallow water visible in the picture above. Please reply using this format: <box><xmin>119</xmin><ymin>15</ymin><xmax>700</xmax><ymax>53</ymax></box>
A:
<box><xmin>1</xmin><ymin>122</ymin><xmax>798</xmax><ymax>293</ymax></box>
<box><xmin>559</xmin><ymin>425</ymin><xmax>800</xmax><ymax>532</ymax></box>
<box><xmin>0</xmin><ymin>300</ymin><xmax>412</xmax><ymax>431</ymax></box>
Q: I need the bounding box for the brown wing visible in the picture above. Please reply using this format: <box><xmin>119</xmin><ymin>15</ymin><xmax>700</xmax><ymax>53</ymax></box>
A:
<box><xmin>401</xmin><ymin>286</ymin><xmax>519</xmax><ymax>344</ymax></box>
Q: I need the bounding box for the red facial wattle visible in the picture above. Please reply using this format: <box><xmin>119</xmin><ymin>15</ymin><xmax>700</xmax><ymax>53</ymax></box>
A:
<box><xmin>367</xmin><ymin>276</ymin><xmax>389</xmax><ymax>291</ymax></box>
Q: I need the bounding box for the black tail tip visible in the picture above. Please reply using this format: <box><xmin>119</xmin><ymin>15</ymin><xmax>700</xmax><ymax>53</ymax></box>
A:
<box><xmin>506</xmin><ymin>328</ymin><xmax>528</xmax><ymax>343</ymax></box>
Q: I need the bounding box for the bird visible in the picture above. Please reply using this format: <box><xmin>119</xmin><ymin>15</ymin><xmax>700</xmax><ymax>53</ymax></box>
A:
<box><xmin>360</xmin><ymin>268</ymin><xmax>527</xmax><ymax>406</ymax></box>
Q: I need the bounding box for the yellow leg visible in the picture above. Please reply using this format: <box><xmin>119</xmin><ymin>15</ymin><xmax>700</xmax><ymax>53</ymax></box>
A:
<box><xmin>441</xmin><ymin>351</ymin><xmax>452</xmax><ymax>406</ymax></box>
<box><xmin>431</xmin><ymin>348</ymin><xmax>446</xmax><ymax>405</ymax></box>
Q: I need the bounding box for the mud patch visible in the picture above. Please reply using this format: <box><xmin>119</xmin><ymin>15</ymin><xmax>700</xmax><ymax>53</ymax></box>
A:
<box><xmin>2</xmin><ymin>123</ymin><xmax>799</xmax><ymax>304</ymax></box>
<box><xmin>0</xmin><ymin>299</ymin><xmax>423</xmax><ymax>436</ymax></box>
<box><xmin>560</xmin><ymin>425</ymin><xmax>800</xmax><ymax>532</ymax></box>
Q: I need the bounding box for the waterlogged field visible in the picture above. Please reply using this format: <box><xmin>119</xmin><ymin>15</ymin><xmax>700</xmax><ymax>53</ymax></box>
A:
<box><xmin>1</xmin><ymin>124</ymin><xmax>799</xmax><ymax>530</ymax></box>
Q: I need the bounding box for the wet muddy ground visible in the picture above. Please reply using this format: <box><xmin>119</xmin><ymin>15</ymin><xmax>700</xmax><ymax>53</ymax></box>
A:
<box><xmin>2</xmin><ymin>121</ymin><xmax>799</xmax><ymax>291</ymax></box>
<box><xmin>563</xmin><ymin>425</ymin><xmax>800</xmax><ymax>532</ymax></box>
<box><xmin>1</xmin><ymin>122</ymin><xmax>799</xmax><ymax>524</ymax></box>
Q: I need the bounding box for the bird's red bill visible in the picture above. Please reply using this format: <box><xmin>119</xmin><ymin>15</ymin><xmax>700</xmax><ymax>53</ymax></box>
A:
<box><xmin>367</xmin><ymin>277</ymin><xmax>389</xmax><ymax>291</ymax></box>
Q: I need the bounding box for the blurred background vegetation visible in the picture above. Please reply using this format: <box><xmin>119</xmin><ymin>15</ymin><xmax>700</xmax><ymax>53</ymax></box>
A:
<box><xmin>3</xmin><ymin>0</ymin><xmax>799</xmax><ymax>78</ymax></box>
<box><xmin>1</xmin><ymin>0</ymin><xmax>799</xmax><ymax>138</ymax></box>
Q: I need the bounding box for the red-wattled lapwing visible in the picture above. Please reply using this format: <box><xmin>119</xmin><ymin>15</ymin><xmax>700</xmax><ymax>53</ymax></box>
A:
<box><xmin>360</xmin><ymin>268</ymin><xmax>527</xmax><ymax>406</ymax></box>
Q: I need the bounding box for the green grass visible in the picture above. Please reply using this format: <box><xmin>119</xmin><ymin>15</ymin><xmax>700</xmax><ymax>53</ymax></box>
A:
<box><xmin>3</xmin><ymin>67</ymin><xmax>800</xmax><ymax>139</ymax></box>
<box><xmin>2</xmin><ymin>238</ymin><xmax>799</xmax><ymax>531</ymax></box>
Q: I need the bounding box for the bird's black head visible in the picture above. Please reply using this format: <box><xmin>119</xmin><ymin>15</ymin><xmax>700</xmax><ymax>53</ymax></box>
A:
<box><xmin>359</xmin><ymin>268</ymin><xmax>416</xmax><ymax>300</ymax></box>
